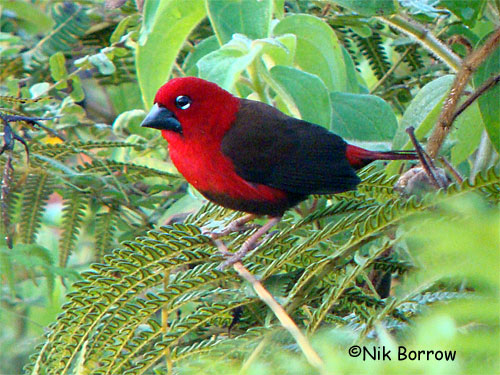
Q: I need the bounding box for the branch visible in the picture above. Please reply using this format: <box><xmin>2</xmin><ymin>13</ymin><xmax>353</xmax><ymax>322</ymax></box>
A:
<box><xmin>450</xmin><ymin>73</ymin><xmax>500</xmax><ymax>124</ymax></box>
<box><xmin>214</xmin><ymin>239</ymin><xmax>325</xmax><ymax>373</ymax></box>
<box><xmin>379</xmin><ymin>15</ymin><xmax>462</xmax><ymax>72</ymax></box>
<box><xmin>232</xmin><ymin>261</ymin><xmax>325</xmax><ymax>373</ymax></box>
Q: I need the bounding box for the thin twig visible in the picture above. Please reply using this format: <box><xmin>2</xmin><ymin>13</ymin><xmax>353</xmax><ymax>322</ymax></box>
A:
<box><xmin>439</xmin><ymin>156</ymin><xmax>463</xmax><ymax>184</ymax></box>
<box><xmin>214</xmin><ymin>240</ymin><xmax>325</xmax><ymax>373</ymax></box>
<box><xmin>162</xmin><ymin>269</ymin><xmax>173</xmax><ymax>375</ymax></box>
<box><xmin>450</xmin><ymin>73</ymin><xmax>500</xmax><ymax>124</ymax></box>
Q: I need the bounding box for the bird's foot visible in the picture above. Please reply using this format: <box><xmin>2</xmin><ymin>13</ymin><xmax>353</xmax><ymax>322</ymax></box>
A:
<box><xmin>209</xmin><ymin>214</ymin><xmax>257</xmax><ymax>240</ymax></box>
<box><xmin>215</xmin><ymin>216</ymin><xmax>282</xmax><ymax>270</ymax></box>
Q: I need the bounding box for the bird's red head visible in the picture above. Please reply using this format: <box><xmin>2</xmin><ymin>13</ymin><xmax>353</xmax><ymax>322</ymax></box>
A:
<box><xmin>142</xmin><ymin>77</ymin><xmax>240</xmax><ymax>142</ymax></box>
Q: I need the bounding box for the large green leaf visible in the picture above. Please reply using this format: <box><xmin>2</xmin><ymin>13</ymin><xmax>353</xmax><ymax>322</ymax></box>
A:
<box><xmin>387</xmin><ymin>75</ymin><xmax>454</xmax><ymax>175</ymax></box>
<box><xmin>183</xmin><ymin>35</ymin><xmax>220</xmax><ymax>76</ymax></box>
<box><xmin>136</xmin><ymin>0</ymin><xmax>206</xmax><ymax>109</ymax></box>
<box><xmin>273</xmin><ymin>14</ymin><xmax>347</xmax><ymax>92</ymax></box>
<box><xmin>197</xmin><ymin>35</ymin><xmax>263</xmax><ymax>91</ymax></box>
<box><xmin>473</xmin><ymin>38</ymin><xmax>500</xmax><ymax>153</ymax></box>
<box><xmin>450</xmin><ymin>102</ymin><xmax>483</xmax><ymax>165</ymax></box>
<box><xmin>254</xmin><ymin>35</ymin><xmax>296</xmax><ymax>67</ymax></box>
<box><xmin>341</xmin><ymin>46</ymin><xmax>367</xmax><ymax>94</ymax></box>
<box><xmin>392</xmin><ymin>75</ymin><xmax>455</xmax><ymax>149</ymax></box>
<box><xmin>329</xmin><ymin>92</ymin><xmax>397</xmax><ymax>141</ymax></box>
<box><xmin>206</xmin><ymin>0</ymin><xmax>273</xmax><ymax>45</ymax></box>
<box><xmin>330</xmin><ymin>0</ymin><xmax>397</xmax><ymax>16</ymax></box>
<box><xmin>270</xmin><ymin>66</ymin><xmax>332</xmax><ymax>128</ymax></box>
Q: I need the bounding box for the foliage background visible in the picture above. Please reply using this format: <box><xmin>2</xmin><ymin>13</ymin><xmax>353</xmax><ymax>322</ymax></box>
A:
<box><xmin>0</xmin><ymin>0</ymin><xmax>499</xmax><ymax>374</ymax></box>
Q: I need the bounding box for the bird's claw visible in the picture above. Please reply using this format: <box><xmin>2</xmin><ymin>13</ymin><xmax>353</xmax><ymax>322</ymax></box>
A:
<box><xmin>214</xmin><ymin>216</ymin><xmax>282</xmax><ymax>270</ymax></box>
<box><xmin>216</xmin><ymin>239</ymin><xmax>261</xmax><ymax>270</ymax></box>
<box><xmin>207</xmin><ymin>214</ymin><xmax>257</xmax><ymax>240</ymax></box>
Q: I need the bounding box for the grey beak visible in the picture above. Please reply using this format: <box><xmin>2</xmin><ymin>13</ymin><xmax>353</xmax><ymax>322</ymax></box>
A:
<box><xmin>141</xmin><ymin>103</ymin><xmax>182</xmax><ymax>133</ymax></box>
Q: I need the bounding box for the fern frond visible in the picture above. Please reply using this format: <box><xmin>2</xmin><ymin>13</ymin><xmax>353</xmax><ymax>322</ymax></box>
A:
<box><xmin>0</xmin><ymin>96</ymin><xmax>45</xmax><ymax>105</ymax></box>
<box><xmin>94</xmin><ymin>207</ymin><xmax>119</xmax><ymax>261</ymax></box>
<box><xmin>18</xmin><ymin>173</ymin><xmax>53</xmax><ymax>244</ymax></box>
<box><xmin>307</xmin><ymin>240</ymin><xmax>395</xmax><ymax>333</ymax></box>
<box><xmin>76</xmin><ymin>160</ymin><xmax>179</xmax><ymax>180</ymax></box>
<box><xmin>28</xmin><ymin>224</ymin><xmax>231</xmax><ymax>374</ymax></box>
<box><xmin>58</xmin><ymin>191</ymin><xmax>88</xmax><ymax>267</ymax></box>
<box><xmin>352</xmin><ymin>29</ymin><xmax>391</xmax><ymax>79</ymax></box>
<box><xmin>30</xmin><ymin>141</ymin><xmax>141</xmax><ymax>160</ymax></box>
<box><xmin>27</xmin><ymin>166</ymin><xmax>500</xmax><ymax>373</ymax></box>
<box><xmin>396</xmin><ymin>44</ymin><xmax>425</xmax><ymax>72</ymax></box>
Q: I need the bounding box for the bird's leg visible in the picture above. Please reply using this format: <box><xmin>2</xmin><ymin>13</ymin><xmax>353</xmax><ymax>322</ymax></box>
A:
<box><xmin>217</xmin><ymin>216</ymin><xmax>282</xmax><ymax>270</ymax></box>
<box><xmin>210</xmin><ymin>213</ymin><xmax>257</xmax><ymax>239</ymax></box>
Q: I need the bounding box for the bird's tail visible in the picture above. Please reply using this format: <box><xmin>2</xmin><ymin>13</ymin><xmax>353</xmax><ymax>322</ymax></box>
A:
<box><xmin>346</xmin><ymin>145</ymin><xmax>418</xmax><ymax>169</ymax></box>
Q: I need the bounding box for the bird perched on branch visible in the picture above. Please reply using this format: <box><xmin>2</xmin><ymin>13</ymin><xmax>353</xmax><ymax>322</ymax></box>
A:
<box><xmin>141</xmin><ymin>77</ymin><xmax>416</xmax><ymax>267</ymax></box>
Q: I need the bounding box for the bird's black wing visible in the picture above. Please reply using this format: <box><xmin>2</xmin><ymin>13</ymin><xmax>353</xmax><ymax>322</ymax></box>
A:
<box><xmin>221</xmin><ymin>99</ymin><xmax>361</xmax><ymax>195</ymax></box>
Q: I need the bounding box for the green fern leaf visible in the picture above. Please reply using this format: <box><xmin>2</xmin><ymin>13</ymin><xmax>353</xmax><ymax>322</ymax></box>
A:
<box><xmin>352</xmin><ymin>29</ymin><xmax>391</xmax><ymax>80</ymax></box>
<box><xmin>18</xmin><ymin>173</ymin><xmax>53</xmax><ymax>244</ymax></box>
<box><xmin>59</xmin><ymin>191</ymin><xmax>88</xmax><ymax>267</ymax></box>
<box><xmin>94</xmin><ymin>207</ymin><xmax>119</xmax><ymax>261</ymax></box>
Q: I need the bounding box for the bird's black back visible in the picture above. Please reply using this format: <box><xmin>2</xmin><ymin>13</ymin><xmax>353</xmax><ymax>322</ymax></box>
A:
<box><xmin>221</xmin><ymin>99</ymin><xmax>361</xmax><ymax>196</ymax></box>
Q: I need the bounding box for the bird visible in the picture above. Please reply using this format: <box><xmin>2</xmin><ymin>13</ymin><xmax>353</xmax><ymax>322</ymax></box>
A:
<box><xmin>141</xmin><ymin>77</ymin><xmax>416</xmax><ymax>267</ymax></box>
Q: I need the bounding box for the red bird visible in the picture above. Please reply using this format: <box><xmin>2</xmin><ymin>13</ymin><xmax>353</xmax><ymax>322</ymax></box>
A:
<box><xmin>141</xmin><ymin>77</ymin><xmax>415</xmax><ymax>265</ymax></box>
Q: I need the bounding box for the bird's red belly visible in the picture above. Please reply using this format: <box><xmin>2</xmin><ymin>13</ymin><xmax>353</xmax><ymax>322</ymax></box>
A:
<box><xmin>167</xmin><ymin>138</ymin><xmax>288</xmax><ymax>206</ymax></box>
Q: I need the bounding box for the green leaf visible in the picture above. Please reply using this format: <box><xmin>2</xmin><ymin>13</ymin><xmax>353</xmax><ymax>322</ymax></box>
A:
<box><xmin>330</xmin><ymin>0</ymin><xmax>397</xmax><ymax>16</ymax></box>
<box><xmin>110</xmin><ymin>14</ymin><xmax>138</xmax><ymax>44</ymax></box>
<box><xmin>273</xmin><ymin>0</ymin><xmax>285</xmax><ymax>19</ymax></box>
<box><xmin>49</xmin><ymin>51</ymin><xmax>68</xmax><ymax>82</ymax></box>
<box><xmin>450</xmin><ymin>102</ymin><xmax>483</xmax><ymax>165</ymax></box>
<box><xmin>206</xmin><ymin>0</ymin><xmax>273</xmax><ymax>45</ymax></box>
<box><xmin>70</xmin><ymin>75</ymin><xmax>84</xmax><ymax>102</ymax></box>
<box><xmin>329</xmin><ymin>92</ymin><xmax>397</xmax><ymax>141</ymax></box>
<box><xmin>387</xmin><ymin>75</ymin><xmax>455</xmax><ymax>175</ymax></box>
<box><xmin>341</xmin><ymin>46</ymin><xmax>367</xmax><ymax>94</ymax></box>
<box><xmin>89</xmin><ymin>52</ymin><xmax>116</xmax><ymax>75</ymax></box>
<box><xmin>183</xmin><ymin>36</ymin><xmax>220</xmax><ymax>76</ymax></box>
<box><xmin>197</xmin><ymin>35</ymin><xmax>262</xmax><ymax>91</ymax></box>
<box><xmin>273</xmin><ymin>14</ymin><xmax>347</xmax><ymax>92</ymax></box>
<box><xmin>112</xmin><ymin>109</ymin><xmax>151</xmax><ymax>137</ymax></box>
<box><xmin>270</xmin><ymin>66</ymin><xmax>332</xmax><ymax>128</ymax></box>
<box><xmin>392</xmin><ymin>75</ymin><xmax>455</xmax><ymax>149</ymax></box>
<box><xmin>438</xmin><ymin>0</ymin><xmax>484</xmax><ymax>27</ymax></box>
<box><xmin>136</xmin><ymin>0</ymin><xmax>206</xmax><ymax>109</ymax></box>
<box><xmin>473</xmin><ymin>38</ymin><xmax>500</xmax><ymax>153</ymax></box>
<box><xmin>1</xmin><ymin>0</ymin><xmax>54</xmax><ymax>34</ymax></box>
<box><xmin>255</xmin><ymin>35</ymin><xmax>295</xmax><ymax>67</ymax></box>
<box><xmin>30</xmin><ymin>82</ymin><xmax>50</xmax><ymax>98</ymax></box>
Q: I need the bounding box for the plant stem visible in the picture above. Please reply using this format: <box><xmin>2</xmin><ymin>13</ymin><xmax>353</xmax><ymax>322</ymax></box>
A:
<box><xmin>232</xmin><ymin>261</ymin><xmax>326</xmax><ymax>373</ymax></box>
<box><xmin>450</xmin><ymin>73</ymin><xmax>500</xmax><ymax>124</ymax></box>
<box><xmin>379</xmin><ymin>15</ymin><xmax>462</xmax><ymax>72</ymax></box>
<box><xmin>214</xmin><ymin>240</ymin><xmax>325</xmax><ymax>373</ymax></box>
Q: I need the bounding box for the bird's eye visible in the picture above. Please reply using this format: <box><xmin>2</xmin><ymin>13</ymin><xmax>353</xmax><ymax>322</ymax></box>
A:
<box><xmin>175</xmin><ymin>95</ymin><xmax>192</xmax><ymax>110</ymax></box>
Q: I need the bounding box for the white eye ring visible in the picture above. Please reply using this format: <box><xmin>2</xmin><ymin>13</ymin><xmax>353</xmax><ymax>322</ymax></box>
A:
<box><xmin>175</xmin><ymin>95</ymin><xmax>192</xmax><ymax>110</ymax></box>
